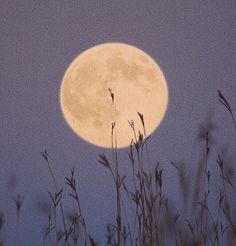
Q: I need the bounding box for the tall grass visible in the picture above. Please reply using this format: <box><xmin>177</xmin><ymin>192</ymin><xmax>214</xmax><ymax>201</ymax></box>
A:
<box><xmin>0</xmin><ymin>90</ymin><xmax>235</xmax><ymax>245</ymax></box>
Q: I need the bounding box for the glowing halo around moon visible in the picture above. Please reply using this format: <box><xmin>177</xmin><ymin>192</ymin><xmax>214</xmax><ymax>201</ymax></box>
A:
<box><xmin>60</xmin><ymin>43</ymin><xmax>168</xmax><ymax>148</ymax></box>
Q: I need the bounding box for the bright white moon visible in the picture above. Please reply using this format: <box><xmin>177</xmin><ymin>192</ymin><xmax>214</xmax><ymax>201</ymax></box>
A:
<box><xmin>60</xmin><ymin>43</ymin><xmax>168</xmax><ymax>148</ymax></box>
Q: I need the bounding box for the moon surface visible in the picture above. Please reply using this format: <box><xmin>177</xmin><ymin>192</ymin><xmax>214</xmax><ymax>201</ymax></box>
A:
<box><xmin>60</xmin><ymin>43</ymin><xmax>168</xmax><ymax>148</ymax></box>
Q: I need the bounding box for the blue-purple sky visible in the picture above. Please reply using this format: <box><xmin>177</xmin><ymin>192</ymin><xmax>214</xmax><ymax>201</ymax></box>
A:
<box><xmin>1</xmin><ymin>1</ymin><xmax>236</xmax><ymax>245</ymax></box>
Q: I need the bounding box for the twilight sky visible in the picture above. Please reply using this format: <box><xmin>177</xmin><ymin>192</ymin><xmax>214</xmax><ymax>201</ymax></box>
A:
<box><xmin>1</xmin><ymin>1</ymin><xmax>236</xmax><ymax>245</ymax></box>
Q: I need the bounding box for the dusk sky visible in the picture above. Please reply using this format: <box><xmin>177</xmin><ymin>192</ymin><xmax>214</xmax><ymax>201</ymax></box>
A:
<box><xmin>1</xmin><ymin>1</ymin><xmax>236</xmax><ymax>245</ymax></box>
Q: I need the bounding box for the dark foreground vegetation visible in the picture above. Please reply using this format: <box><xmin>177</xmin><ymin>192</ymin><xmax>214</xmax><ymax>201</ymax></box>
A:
<box><xmin>1</xmin><ymin>90</ymin><xmax>236</xmax><ymax>246</ymax></box>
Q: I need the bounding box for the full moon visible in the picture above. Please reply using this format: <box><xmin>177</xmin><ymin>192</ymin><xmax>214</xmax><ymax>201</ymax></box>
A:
<box><xmin>60</xmin><ymin>43</ymin><xmax>168</xmax><ymax>148</ymax></box>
